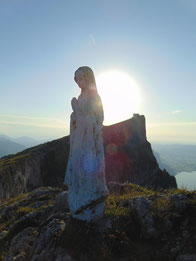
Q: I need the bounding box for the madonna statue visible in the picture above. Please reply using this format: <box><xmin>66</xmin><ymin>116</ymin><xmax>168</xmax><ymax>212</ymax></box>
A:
<box><xmin>64</xmin><ymin>66</ymin><xmax>109</xmax><ymax>222</ymax></box>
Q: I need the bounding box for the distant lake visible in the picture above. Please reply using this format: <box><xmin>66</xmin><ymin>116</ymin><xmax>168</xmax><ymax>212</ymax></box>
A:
<box><xmin>175</xmin><ymin>171</ymin><xmax>196</xmax><ymax>191</ymax></box>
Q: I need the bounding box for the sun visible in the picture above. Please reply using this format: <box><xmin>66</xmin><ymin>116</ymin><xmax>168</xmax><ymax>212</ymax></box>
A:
<box><xmin>96</xmin><ymin>70</ymin><xmax>141</xmax><ymax>125</ymax></box>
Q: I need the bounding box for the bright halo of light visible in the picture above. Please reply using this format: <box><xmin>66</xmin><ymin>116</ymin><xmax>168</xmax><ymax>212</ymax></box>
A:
<box><xmin>96</xmin><ymin>70</ymin><xmax>141</xmax><ymax>125</ymax></box>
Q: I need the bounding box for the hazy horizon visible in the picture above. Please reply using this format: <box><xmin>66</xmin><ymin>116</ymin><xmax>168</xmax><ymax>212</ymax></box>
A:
<box><xmin>1</xmin><ymin>127</ymin><xmax>196</xmax><ymax>146</ymax></box>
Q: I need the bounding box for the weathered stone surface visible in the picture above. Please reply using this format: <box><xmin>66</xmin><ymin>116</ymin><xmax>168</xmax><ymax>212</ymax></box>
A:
<box><xmin>107</xmin><ymin>181</ymin><xmax>127</xmax><ymax>194</ymax></box>
<box><xmin>54</xmin><ymin>191</ymin><xmax>69</xmax><ymax>212</ymax></box>
<box><xmin>31</xmin><ymin>247</ymin><xmax>76</xmax><ymax>261</ymax></box>
<box><xmin>5</xmin><ymin>227</ymin><xmax>37</xmax><ymax>261</ymax></box>
<box><xmin>32</xmin><ymin>219</ymin><xmax>66</xmax><ymax>256</ymax></box>
<box><xmin>0</xmin><ymin>230</ymin><xmax>8</xmax><ymax>241</ymax></box>
<box><xmin>176</xmin><ymin>255</ymin><xmax>196</xmax><ymax>261</ymax></box>
<box><xmin>0</xmin><ymin>156</ymin><xmax>43</xmax><ymax>200</ymax></box>
<box><xmin>169</xmin><ymin>194</ymin><xmax>188</xmax><ymax>212</ymax></box>
<box><xmin>129</xmin><ymin>196</ymin><xmax>157</xmax><ymax>239</ymax></box>
<box><xmin>0</xmin><ymin>186</ymin><xmax>196</xmax><ymax>261</ymax></box>
<box><xmin>64</xmin><ymin>86</ymin><xmax>109</xmax><ymax>222</ymax></box>
<box><xmin>162</xmin><ymin>218</ymin><xmax>173</xmax><ymax>233</ymax></box>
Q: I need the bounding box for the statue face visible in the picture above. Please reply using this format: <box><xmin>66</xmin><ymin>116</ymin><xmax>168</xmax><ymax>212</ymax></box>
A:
<box><xmin>75</xmin><ymin>70</ymin><xmax>87</xmax><ymax>90</ymax></box>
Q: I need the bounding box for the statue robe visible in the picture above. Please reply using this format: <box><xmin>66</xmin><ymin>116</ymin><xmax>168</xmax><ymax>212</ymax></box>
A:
<box><xmin>64</xmin><ymin>90</ymin><xmax>109</xmax><ymax>221</ymax></box>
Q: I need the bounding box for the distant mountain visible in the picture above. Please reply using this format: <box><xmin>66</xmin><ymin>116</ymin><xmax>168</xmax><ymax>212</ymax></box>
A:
<box><xmin>0</xmin><ymin>137</ymin><xmax>26</xmax><ymax>158</ymax></box>
<box><xmin>0</xmin><ymin>134</ymin><xmax>11</xmax><ymax>140</ymax></box>
<box><xmin>11</xmin><ymin>136</ymin><xmax>42</xmax><ymax>148</ymax></box>
<box><xmin>0</xmin><ymin>134</ymin><xmax>42</xmax><ymax>147</ymax></box>
<box><xmin>0</xmin><ymin>134</ymin><xmax>46</xmax><ymax>158</ymax></box>
<box><xmin>152</xmin><ymin>143</ymin><xmax>196</xmax><ymax>175</ymax></box>
<box><xmin>153</xmin><ymin>150</ymin><xmax>176</xmax><ymax>175</ymax></box>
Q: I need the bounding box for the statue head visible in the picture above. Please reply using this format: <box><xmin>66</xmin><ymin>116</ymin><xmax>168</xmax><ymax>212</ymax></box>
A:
<box><xmin>74</xmin><ymin>66</ymin><xmax>97</xmax><ymax>91</ymax></box>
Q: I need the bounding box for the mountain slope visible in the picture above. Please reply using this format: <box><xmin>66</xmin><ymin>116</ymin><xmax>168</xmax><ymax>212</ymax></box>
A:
<box><xmin>0</xmin><ymin>115</ymin><xmax>176</xmax><ymax>200</ymax></box>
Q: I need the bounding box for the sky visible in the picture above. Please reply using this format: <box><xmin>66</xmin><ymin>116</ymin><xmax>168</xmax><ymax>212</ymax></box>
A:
<box><xmin>0</xmin><ymin>0</ymin><xmax>196</xmax><ymax>144</ymax></box>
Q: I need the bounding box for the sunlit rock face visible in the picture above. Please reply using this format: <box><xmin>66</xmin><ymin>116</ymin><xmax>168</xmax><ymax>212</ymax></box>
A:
<box><xmin>0</xmin><ymin>114</ymin><xmax>176</xmax><ymax>200</ymax></box>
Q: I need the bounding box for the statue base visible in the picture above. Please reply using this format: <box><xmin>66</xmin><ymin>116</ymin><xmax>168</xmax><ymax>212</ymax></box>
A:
<box><xmin>72</xmin><ymin>202</ymin><xmax>105</xmax><ymax>222</ymax></box>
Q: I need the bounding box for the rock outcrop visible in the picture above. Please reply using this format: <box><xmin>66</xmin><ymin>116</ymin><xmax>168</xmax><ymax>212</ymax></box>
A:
<box><xmin>0</xmin><ymin>185</ymin><xmax>196</xmax><ymax>261</ymax></box>
<box><xmin>103</xmin><ymin>114</ymin><xmax>176</xmax><ymax>188</ymax></box>
<box><xmin>0</xmin><ymin>137</ymin><xmax>70</xmax><ymax>199</ymax></box>
<box><xmin>0</xmin><ymin>115</ymin><xmax>176</xmax><ymax>200</ymax></box>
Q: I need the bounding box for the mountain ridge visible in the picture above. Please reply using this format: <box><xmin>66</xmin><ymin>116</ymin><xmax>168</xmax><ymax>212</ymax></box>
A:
<box><xmin>0</xmin><ymin>115</ymin><xmax>176</xmax><ymax>200</ymax></box>
<box><xmin>0</xmin><ymin>135</ymin><xmax>50</xmax><ymax>158</ymax></box>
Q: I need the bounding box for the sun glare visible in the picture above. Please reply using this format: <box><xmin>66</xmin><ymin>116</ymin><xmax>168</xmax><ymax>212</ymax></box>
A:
<box><xmin>96</xmin><ymin>70</ymin><xmax>141</xmax><ymax>125</ymax></box>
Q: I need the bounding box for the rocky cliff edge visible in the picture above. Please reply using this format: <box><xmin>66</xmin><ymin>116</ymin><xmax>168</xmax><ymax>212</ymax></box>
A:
<box><xmin>0</xmin><ymin>115</ymin><xmax>176</xmax><ymax>200</ymax></box>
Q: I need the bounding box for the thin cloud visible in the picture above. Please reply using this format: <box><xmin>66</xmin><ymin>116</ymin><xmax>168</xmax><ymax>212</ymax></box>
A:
<box><xmin>0</xmin><ymin>120</ymin><xmax>67</xmax><ymax>129</ymax></box>
<box><xmin>171</xmin><ymin>110</ymin><xmax>182</xmax><ymax>114</ymax></box>
<box><xmin>148</xmin><ymin>121</ymin><xmax>196</xmax><ymax>127</ymax></box>
<box><xmin>0</xmin><ymin>114</ymin><xmax>68</xmax><ymax>129</ymax></box>
<box><xmin>0</xmin><ymin>114</ymin><xmax>64</xmax><ymax>122</ymax></box>
<box><xmin>89</xmin><ymin>34</ymin><xmax>96</xmax><ymax>47</ymax></box>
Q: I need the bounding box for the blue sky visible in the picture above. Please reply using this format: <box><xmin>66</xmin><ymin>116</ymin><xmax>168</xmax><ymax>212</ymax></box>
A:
<box><xmin>0</xmin><ymin>0</ymin><xmax>196</xmax><ymax>143</ymax></box>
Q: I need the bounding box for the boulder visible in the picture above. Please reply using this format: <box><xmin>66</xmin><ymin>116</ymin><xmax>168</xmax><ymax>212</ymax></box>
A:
<box><xmin>54</xmin><ymin>191</ymin><xmax>69</xmax><ymax>212</ymax></box>
<box><xmin>129</xmin><ymin>196</ymin><xmax>157</xmax><ymax>239</ymax></box>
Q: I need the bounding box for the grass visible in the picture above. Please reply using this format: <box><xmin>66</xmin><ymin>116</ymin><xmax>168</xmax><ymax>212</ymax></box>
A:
<box><xmin>0</xmin><ymin>192</ymin><xmax>29</xmax><ymax>207</ymax></box>
<box><xmin>0</xmin><ymin>183</ymin><xmax>196</xmax><ymax>260</ymax></box>
<box><xmin>56</xmin><ymin>184</ymin><xmax>169</xmax><ymax>260</ymax></box>
<box><xmin>0</xmin><ymin>135</ymin><xmax>68</xmax><ymax>172</ymax></box>
<box><xmin>105</xmin><ymin>184</ymin><xmax>158</xmax><ymax>217</ymax></box>
<box><xmin>0</xmin><ymin>206</ymin><xmax>37</xmax><ymax>234</ymax></box>
<box><xmin>0</xmin><ymin>188</ymin><xmax>60</xmax><ymax>259</ymax></box>
<box><xmin>0</xmin><ymin>188</ymin><xmax>58</xmax><ymax>235</ymax></box>
<box><xmin>0</xmin><ymin>154</ymin><xmax>31</xmax><ymax>172</ymax></box>
<box><xmin>0</xmin><ymin>137</ymin><xmax>54</xmax><ymax>173</ymax></box>
<box><xmin>0</xmin><ymin>221</ymin><xmax>9</xmax><ymax>233</ymax></box>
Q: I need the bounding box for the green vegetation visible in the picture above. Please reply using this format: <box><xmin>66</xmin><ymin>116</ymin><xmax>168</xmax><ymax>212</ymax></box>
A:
<box><xmin>0</xmin><ymin>136</ymin><xmax>69</xmax><ymax>196</ymax></box>
<box><xmin>0</xmin><ymin>184</ymin><xmax>196</xmax><ymax>260</ymax></box>
<box><xmin>0</xmin><ymin>187</ymin><xmax>59</xmax><ymax>236</ymax></box>
<box><xmin>55</xmin><ymin>185</ymin><xmax>196</xmax><ymax>260</ymax></box>
<box><xmin>105</xmin><ymin>184</ymin><xmax>156</xmax><ymax>217</ymax></box>
<box><xmin>0</xmin><ymin>153</ymin><xmax>30</xmax><ymax>172</ymax></box>
<box><xmin>0</xmin><ymin>136</ymin><xmax>62</xmax><ymax>172</ymax></box>
<box><xmin>0</xmin><ymin>192</ymin><xmax>28</xmax><ymax>206</ymax></box>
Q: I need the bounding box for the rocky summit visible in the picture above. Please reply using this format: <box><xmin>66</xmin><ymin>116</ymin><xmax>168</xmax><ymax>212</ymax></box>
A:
<box><xmin>0</xmin><ymin>115</ymin><xmax>176</xmax><ymax>200</ymax></box>
<box><xmin>0</xmin><ymin>184</ymin><xmax>196</xmax><ymax>261</ymax></box>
